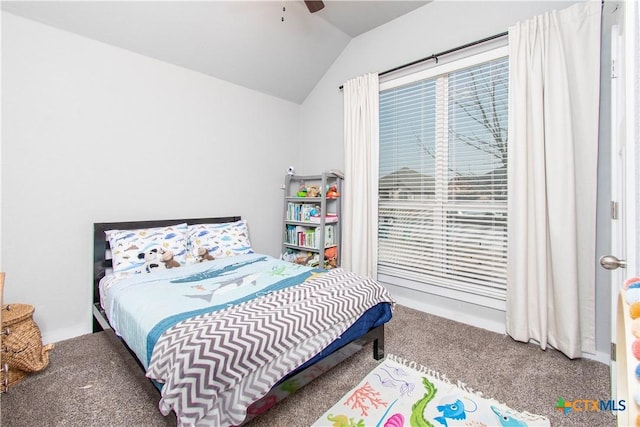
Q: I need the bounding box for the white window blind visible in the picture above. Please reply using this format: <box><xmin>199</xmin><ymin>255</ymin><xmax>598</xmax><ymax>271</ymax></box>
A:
<box><xmin>378</xmin><ymin>48</ymin><xmax>508</xmax><ymax>305</ymax></box>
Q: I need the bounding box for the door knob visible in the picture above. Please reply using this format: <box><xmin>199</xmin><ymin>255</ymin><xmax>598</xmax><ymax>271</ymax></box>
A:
<box><xmin>600</xmin><ymin>255</ymin><xmax>627</xmax><ymax>270</ymax></box>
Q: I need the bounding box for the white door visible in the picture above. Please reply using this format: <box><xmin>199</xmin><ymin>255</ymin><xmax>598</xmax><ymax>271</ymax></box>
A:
<box><xmin>603</xmin><ymin>24</ymin><xmax>626</xmax><ymax>404</ymax></box>
<box><xmin>604</xmin><ymin>5</ymin><xmax>639</xmax><ymax>424</ymax></box>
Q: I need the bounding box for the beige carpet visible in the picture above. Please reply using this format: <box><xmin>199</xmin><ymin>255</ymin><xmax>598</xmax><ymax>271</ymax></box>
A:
<box><xmin>1</xmin><ymin>305</ymin><xmax>614</xmax><ymax>426</ymax></box>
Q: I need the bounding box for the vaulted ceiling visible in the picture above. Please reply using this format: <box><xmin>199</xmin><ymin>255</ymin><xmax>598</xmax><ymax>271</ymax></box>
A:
<box><xmin>2</xmin><ymin>1</ymin><xmax>429</xmax><ymax>103</ymax></box>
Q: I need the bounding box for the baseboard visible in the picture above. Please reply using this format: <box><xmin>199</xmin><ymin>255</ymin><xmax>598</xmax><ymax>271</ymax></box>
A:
<box><xmin>387</xmin><ymin>284</ymin><xmax>611</xmax><ymax>366</ymax></box>
<box><xmin>580</xmin><ymin>350</ymin><xmax>611</xmax><ymax>365</ymax></box>
<box><xmin>386</xmin><ymin>284</ymin><xmax>506</xmax><ymax>334</ymax></box>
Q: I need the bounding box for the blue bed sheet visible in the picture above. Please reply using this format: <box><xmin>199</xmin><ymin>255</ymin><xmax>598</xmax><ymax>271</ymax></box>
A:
<box><xmin>292</xmin><ymin>302</ymin><xmax>392</xmax><ymax>373</ymax></box>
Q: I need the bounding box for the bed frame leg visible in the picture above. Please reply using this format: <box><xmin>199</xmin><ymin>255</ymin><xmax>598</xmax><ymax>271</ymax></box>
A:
<box><xmin>93</xmin><ymin>317</ymin><xmax>103</xmax><ymax>333</ymax></box>
<box><xmin>373</xmin><ymin>325</ymin><xmax>385</xmax><ymax>360</ymax></box>
<box><xmin>92</xmin><ymin>303</ymin><xmax>111</xmax><ymax>333</ymax></box>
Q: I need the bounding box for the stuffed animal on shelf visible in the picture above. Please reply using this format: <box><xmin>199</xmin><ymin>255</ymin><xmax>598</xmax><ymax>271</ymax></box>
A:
<box><xmin>295</xmin><ymin>252</ymin><xmax>314</xmax><ymax>265</ymax></box>
<box><xmin>281</xmin><ymin>251</ymin><xmax>297</xmax><ymax>263</ymax></box>
<box><xmin>324</xmin><ymin>247</ymin><xmax>337</xmax><ymax>259</ymax></box>
<box><xmin>326</xmin><ymin>184</ymin><xmax>340</xmax><ymax>198</ymax></box>
<box><xmin>306</xmin><ymin>185</ymin><xmax>321</xmax><ymax>197</ymax></box>
<box><xmin>324</xmin><ymin>247</ymin><xmax>338</xmax><ymax>268</ymax></box>
<box><xmin>297</xmin><ymin>180</ymin><xmax>307</xmax><ymax>197</ymax></box>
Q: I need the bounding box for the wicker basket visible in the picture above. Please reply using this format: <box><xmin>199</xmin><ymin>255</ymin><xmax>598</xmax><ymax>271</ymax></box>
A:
<box><xmin>1</xmin><ymin>304</ymin><xmax>54</xmax><ymax>375</ymax></box>
<box><xmin>1</xmin><ymin>365</ymin><xmax>29</xmax><ymax>389</ymax></box>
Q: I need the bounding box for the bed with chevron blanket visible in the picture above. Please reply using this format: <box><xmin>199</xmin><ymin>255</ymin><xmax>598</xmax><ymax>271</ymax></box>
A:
<box><xmin>92</xmin><ymin>217</ymin><xmax>394</xmax><ymax>427</ymax></box>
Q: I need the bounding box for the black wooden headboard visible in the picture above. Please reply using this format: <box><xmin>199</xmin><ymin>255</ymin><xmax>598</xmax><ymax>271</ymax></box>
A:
<box><xmin>93</xmin><ymin>216</ymin><xmax>241</xmax><ymax>306</ymax></box>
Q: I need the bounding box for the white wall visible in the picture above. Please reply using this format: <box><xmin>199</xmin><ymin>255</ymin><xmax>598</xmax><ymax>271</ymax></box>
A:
<box><xmin>298</xmin><ymin>1</ymin><xmax>615</xmax><ymax>360</ymax></box>
<box><xmin>1</xmin><ymin>12</ymin><xmax>300</xmax><ymax>343</ymax></box>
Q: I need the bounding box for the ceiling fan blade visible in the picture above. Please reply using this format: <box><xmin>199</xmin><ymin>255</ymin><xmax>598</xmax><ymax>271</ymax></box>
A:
<box><xmin>304</xmin><ymin>0</ymin><xmax>325</xmax><ymax>13</ymax></box>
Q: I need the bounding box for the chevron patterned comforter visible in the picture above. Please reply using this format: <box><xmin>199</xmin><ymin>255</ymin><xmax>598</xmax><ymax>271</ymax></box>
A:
<box><xmin>100</xmin><ymin>253</ymin><xmax>394</xmax><ymax>426</ymax></box>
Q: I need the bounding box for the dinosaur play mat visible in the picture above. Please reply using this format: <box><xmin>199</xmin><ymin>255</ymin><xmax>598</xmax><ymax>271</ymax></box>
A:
<box><xmin>312</xmin><ymin>354</ymin><xmax>550</xmax><ymax>427</ymax></box>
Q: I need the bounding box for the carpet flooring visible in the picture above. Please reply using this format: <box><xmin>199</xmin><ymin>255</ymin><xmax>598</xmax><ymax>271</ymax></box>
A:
<box><xmin>1</xmin><ymin>305</ymin><xmax>614</xmax><ymax>426</ymax></box>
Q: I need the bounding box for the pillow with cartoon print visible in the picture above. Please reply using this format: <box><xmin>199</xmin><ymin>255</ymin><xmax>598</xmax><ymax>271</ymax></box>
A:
<box><xmin>106</xmin><ymin>223</ymin><xmax>188</xmax><ymax>276</ymax></box>
<box><xmin>187</xmin><ymin>220</ymin><xmax>254</xmax><ymax>262</ymax></box>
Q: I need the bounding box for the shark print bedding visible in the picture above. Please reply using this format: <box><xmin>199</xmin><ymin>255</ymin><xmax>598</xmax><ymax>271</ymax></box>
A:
<box><xmin>101</xmin><ymin>254</ymin><xmax>319</xmax><ymax>369</ymax></box>
<box><xmin>99</xmin><ymin>253</ymin><xmax>395</xmax><ymax>426</ymax></box>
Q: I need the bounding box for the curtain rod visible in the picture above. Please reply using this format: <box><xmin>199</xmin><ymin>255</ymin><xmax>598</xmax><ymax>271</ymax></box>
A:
<box><xmin>338</xmin><ymin>31</ymin><xmax>508</xmax><ymax>90</ymax></box>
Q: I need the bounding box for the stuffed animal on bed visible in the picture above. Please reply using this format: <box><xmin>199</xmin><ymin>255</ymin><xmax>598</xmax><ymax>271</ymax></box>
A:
<box><xmin>196</xmin><ymin>247</ymin><xmax>215</xmax><ymax>263</ymax></box>
<box><xmin>138</xmin><ymin>247</ymin><xmax>166</xmax><ymax>273</ymax></box>
<box><xmin>161</xmin><ymin>250</ymin><xmax>181</xmax><ymax>269</ymax></box>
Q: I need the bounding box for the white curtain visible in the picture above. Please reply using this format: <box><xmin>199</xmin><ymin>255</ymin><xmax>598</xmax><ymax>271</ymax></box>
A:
<box><xmin>342</xmin><ymin>73</ymin><xmax>380</xmax><ymax>278</ymax></box>
<box><xmin>506</xmin><ymin>1</ymin><xmax>601</xmax><ymax>358</ymax></box>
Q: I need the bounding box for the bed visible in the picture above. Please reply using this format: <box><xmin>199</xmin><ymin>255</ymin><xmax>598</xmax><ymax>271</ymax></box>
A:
<box><xmin>92</xmin><ymin>216</ymin><xmax>394</xmax><ymax>426</ymax></box>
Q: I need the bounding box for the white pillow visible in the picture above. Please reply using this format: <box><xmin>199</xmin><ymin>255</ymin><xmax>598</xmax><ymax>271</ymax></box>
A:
<box><xmin>187</xmin><ymin>220</ymin><xmax>254</xmax><ymax>262</ymax></box>
<box><xmin>106</xmin><ymin>223</ymin><xmax>188</xmax><ymax>276</ymax></box>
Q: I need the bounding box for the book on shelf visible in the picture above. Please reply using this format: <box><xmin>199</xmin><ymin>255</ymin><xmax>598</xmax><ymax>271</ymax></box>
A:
<box><xmin>285</xmin><ymin>224</ymin><xmax>336</xmax><ymax>248</ymax></box>
<box><xmin>286</xmin><ymin>203</ymin><xmax>317</xmax><ymax>222</ymax></box>
<box><xmin>286</xmin><ymin>202</ymin><xmax>338</xmax><ymax>223</ymax></box>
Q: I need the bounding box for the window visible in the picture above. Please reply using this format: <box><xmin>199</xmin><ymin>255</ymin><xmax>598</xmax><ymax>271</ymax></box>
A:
<box><xmin>378</xmin><ymin>47</ymin><xmax>508</xmax><ymax>308</ymax></box>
